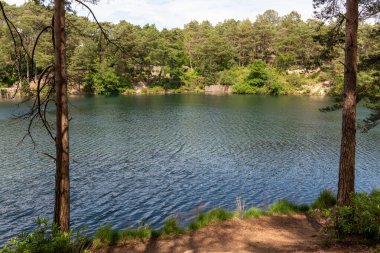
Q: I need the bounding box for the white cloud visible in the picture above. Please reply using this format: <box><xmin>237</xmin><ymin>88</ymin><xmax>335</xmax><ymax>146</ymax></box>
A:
<box><xmin>4</xmin><ymin>0</ymin><xmax>315</xmax><ymax>29</ymax></box>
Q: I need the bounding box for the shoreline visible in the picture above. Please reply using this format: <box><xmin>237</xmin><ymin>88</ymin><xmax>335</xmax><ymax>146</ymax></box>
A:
<box><xmin>1</xmin><ymin>82</ymin><xmax>333</xmax><ymax>99</ymax></box>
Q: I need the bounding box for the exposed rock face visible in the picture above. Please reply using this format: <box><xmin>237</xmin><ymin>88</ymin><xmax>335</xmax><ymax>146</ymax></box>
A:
<box><xmin>133</xmin><ymin>82</ymin><xmax>147</xmax><ymax>94</ymax></box>
<box><xmin>205</xmin><ymin>85</ymin><xmax>232</xmax><ymax>94</ymax></box>
<box><xmin>300</xmin><ymin>82</ymin><xmax>332</xmax><ymax>96</ymax></box>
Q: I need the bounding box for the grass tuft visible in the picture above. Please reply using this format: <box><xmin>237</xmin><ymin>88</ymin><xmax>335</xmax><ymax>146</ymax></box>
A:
<box><xmin>188</xmin><ymin>208</ymin><xmax>235</xmax><ymax>231</ymax></box>
<box><xmin>268</xmin><ymin>200</ymin><xmax>309</xmax><ymax>215</ymax></box>
<box><xmin>243</xmin><ymin>208</ymin><xmax>268</xmax><ymax>219</ymax></box>
<box><xmin>93</xmin><ymin>224</ymin><xmax>120</xmax><ymax>248</ymax></box>
<box><xmin>161</xmin><ymin>219</ymin><xmax>184</xmax><ymax>236</ymax></box>
<box><xmin>311</xmin><ymin>190</ymin><xmax>337</xmax><ymax>210</ymax></box>
<box><xmin>120</xmin><ymin>226</ymin><xmax>159</xmax><ymax>241</ymax></box>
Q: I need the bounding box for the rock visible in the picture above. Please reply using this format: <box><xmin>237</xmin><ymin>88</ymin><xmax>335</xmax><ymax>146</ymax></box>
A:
<box><xmin>205</xmin><ymin>85</ymin><xmax>232</xmax><ymax>94</ymax></box>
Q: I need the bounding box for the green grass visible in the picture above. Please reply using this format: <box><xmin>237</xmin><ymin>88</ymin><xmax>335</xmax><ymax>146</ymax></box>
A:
<box><xmin>93</xmin><ymin>224</ymin><xmax>120</xmax><ymax>248</ymax></box>
<box><xmin>188</xmin><ymin>208</ymin><xmax>236</xmax><ymax>231</ymax></box>
<box><xmin>89</xmin><ymin>193</ymin><xmax>333</xmax><ymax>249</ymax></box>
<box><xmin>268</xmin><ymin>200</ymin><xmax>310</xmax><ymax>215</ymax></box>
<box><xmin>243</xmin><ymin>208</ymin><xmax>269</xmax><ymax>219</ymax></box>
<box><xmin>120</xmin><ymin>226</ymin><xmax>159</xmax><ymax>241</ymax></box>
<box><xmin>311</xmin><ymin>190</ymin><xmax>337</xmax><ymax>210</ymax></box>
<box><xmin>160</xmin><ymin>219</ymin><xmax>185</xmax><ymax>236</ymax></box>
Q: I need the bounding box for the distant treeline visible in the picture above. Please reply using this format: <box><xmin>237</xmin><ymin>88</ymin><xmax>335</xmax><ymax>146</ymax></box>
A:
<box><xmin>0</xmin><ymin>2</ymin><xmax>379</xmax><ymax>95</ymax></box>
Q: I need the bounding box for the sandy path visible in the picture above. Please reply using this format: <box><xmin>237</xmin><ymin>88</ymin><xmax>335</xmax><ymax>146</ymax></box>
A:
<box><xmin>96</xmin><ymin>214</ymin><xmax>333</xmax><ymax>253</ymax></box>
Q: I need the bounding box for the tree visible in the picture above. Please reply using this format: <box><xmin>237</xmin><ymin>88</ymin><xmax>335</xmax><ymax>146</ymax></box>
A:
<box><xmin>314</xmin><ymin>0</ymin><xmax>380</xmax><ymax>205</ymax></box>
<box><xmin>359</xmin><ymin>24</ymin><xmax>380</xmax><ymax>131</ymax></box>
<box><xmin>0</xmin><ymin>0</ymin><xmax>108</xmax><ymax>232</ymax></box>
<box><xmin>53</xmin><ymin>0</ymin><xmax>70</xmax><ymax>232</ymax></box>
<box><xmin>337</xmin><ymin>0</ymin><xmax>359</xmax><ymax>206</ymax></box>
<box><xmin>253</xmin><ymin>10</ymin><xmax>280</xmax><ymax>61</ymax></box>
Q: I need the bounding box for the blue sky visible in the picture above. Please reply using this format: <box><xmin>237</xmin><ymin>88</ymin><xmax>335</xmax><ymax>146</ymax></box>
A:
<box><xmin>5</xmin><ymin>0</ymin><xmax>315</xmax><ymax>29</ymax></box>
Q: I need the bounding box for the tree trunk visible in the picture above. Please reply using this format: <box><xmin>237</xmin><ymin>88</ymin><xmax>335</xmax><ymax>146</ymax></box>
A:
<box><xmin>26</xmin><ymin>56</ymin><xmax>30</xmax><ymax>85</ymax></box>
<box><xmin>337</xmin><ymin>0</ymin><xmax>358</xmax><ymax>206</ymax></box>
<box><xmin>53</xmin><ymin>0</ymin><xmax>70</xmax><ymax>231</ymax></box>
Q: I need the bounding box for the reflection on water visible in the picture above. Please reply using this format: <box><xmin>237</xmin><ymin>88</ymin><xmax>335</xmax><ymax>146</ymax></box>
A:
<box><xmin>0</xmin><ymin>94</ymin><xmax>379</xmax><ymax>244</ymax></box>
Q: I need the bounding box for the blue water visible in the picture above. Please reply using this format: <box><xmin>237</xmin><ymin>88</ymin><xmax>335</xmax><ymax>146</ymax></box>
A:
<box><xmin>0</xmin><ymin>94</ymin><xmax>380</xmax><ymax>244</ymax></box>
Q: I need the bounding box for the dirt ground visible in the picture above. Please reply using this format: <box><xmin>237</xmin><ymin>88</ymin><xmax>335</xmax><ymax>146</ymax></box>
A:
<box><xmin>95</xmin><ymin>214</ymin><xmax>376</xmax><ymax>253</ymax></box>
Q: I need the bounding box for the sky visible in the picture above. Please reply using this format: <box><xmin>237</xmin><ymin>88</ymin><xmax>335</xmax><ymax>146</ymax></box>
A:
<box><xmin>5</xmin><ymin>0</ymin><xmax>316</xmax><ymax>29</ymax></box>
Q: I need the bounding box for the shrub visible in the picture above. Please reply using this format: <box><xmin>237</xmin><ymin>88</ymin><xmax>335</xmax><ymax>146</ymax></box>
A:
<box><xmin>0</xmin><ymin>218</ymin><xmax>90</xmax><ymax>253</ymax></box>
<box><xmin>85</xmin><ymin>61</ymin><xmax>132</xmax><ymax>95</ymax></box>
<box><xmin>268</xmin><ymin>82</ymin><xmax>284</xmax><ymax>96</ymax></box>
<box><xmin>232</xmin><ymin>83</ymin><xmax>256</xmax><ymax>94</ymax></box>
<box><xmin>331</xmin><ymin>190</ymin><xmax>380</xmax><ymax>240</ymax></box>
<box><xmin>311</xmin><ymin>190</ymin><xmax>337</xmax><ymax>210</ymax></box>
<box><xmin>188</xmin><ymin>208</ymin><xmax>235</xmax><ymax>231</ymax></box>
<box><xmin>285</xmin><ymin>73</ymin><xmax>306</xmax><ymax>87</ymax></box>
<box><xmin>181</xmin><ymin>70</ymin><xmax>205</xmax><ymax>90</ymax></box>
<box><xmin>148</xmin><ymin>86</ymin><xmax>165</xmax><ymax>94</ymax></box>
<box><xmin>246</xmin><ymin>60</ymin><xmax>269</xmax><ymax>87</ymax></box>
<box><xmin>217</xmin><ymin>67</ymin><xmax>249</xmax><ymax>86</ymax></box>
<box><xmin>268</xmin><ymin>200</ymin><xmax>309</xmax><ymax>215</ymax></box>
<box><xmin>123</xmin><ymin>88</ymin><xmax>136</xmax><ymax>95</ymax></box>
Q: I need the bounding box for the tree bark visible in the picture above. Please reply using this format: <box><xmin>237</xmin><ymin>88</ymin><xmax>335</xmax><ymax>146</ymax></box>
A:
<box><xmin>337</xmin><ymin>0</ymin><xmax>358</xmax><ymax>206</ymax></box>
<box><xmin>53</xmin><ymin>0</ymin><xmax>70</xmax><ymax>231</ymax></box>
<box><xmin>26</xmin><ymin>56</ymin><xmax>30</xmax><ymax>85</ymax></box>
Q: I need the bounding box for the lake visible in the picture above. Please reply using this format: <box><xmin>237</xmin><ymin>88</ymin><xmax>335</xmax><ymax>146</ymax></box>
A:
<box><xmin>1</xmin><ymin>94</ymin><xmax>380</xmax><ymax>244</ymax></box>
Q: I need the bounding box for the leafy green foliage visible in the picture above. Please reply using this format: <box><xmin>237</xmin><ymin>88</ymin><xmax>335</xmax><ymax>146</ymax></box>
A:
<box><xmin>85</xmin><ymin>62</ymin><xmax>131</xmax><ymax>95</ymax></box>
<box><xmin>246</xmin><ymin>60</ymin><xmax>270</xmax><ymax>87</ymax></box>
<box><xmin>1</xmin><ymin>3</ymin><xmax>362</xmax><ymax>96</ymax></box>
<box><xmin>311</xmin><ymin>190</ymin><xmax>337</xmax><ymax>210</ymax></box>
<box><xmin>217</xmin><ymin>67</ymin><xmax>249</xmax><ymax>86</ymax></box>
<box><xmin>0</xmin><ymin>218</ymin><xmax>90</xmax><ymax>253</ymax></box>
<box><xmin>268</xmin><ymin>82</ymin><xmax>284</xmax><ymax>96</ymax></box>
<box><xmin>330</xmin><ymin>190</ymin><xmax>380</xmax><ymax>240</ymax></box>
<box><xmin>232</xmin><ymin>83</ymin><xmax>257</xmax><ymax>94</ymax></box>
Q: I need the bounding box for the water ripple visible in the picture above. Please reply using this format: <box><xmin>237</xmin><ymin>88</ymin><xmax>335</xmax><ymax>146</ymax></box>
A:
<box><xmin>1</xmin><ymin>95</ymin><xmax>380</xmax><ymax>245</ymax></box>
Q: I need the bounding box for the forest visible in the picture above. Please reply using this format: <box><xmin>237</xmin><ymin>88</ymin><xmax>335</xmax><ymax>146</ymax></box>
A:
<box><xmin>0</xmin><ymin>1</ymin><xmax>379</xmax><ymax>96</ymax></box>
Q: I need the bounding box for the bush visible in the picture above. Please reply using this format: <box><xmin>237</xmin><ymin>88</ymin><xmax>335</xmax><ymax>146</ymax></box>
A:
<box><xmin>331</xmin><ymin>190</ymin><xmax>380</xmax><ymax>240</ymax></box>
<box><xmin>246</xmin><ymin>60</ymin><xmax>269</xmax><ymax>87</ymax></box>
<box><xmin>268</xmin><ymin>82</ymin><xmax>284</xmax><ymax>96</ymax></box>
<box><xmin>188</xmin><ymin>208</ymin><xmax>235</xmax><ymax>231</ymax></box>
<box><xmin>147</xmin><ymin>86</ymin><xmax>165</xmax><ymax>94</ymax></box>
<box><xmin>123</xmin><ymin>88</ymin><xmax>136</xmax><ymax>95</ymax></box>
<box><xmin>217</xmin><ymin>67</ymin><xmax>249</xmax><ymax>86</ymax></box>
<box><xmin>232</xmin><ymin>83</ymin><xmax>257</xmax><ymax>94</ymax></box>
<box><xmin>285</xmin><ymin>73</ymin><xmax>307</xmax><ymax>87</ymax></box>
<box><xmin>180</xmin><ymin>70</ymin><xmax>205</xmax><ymax>90</ymax></box>
<box><xmin>85</xmin><ymin>61</ymin><xmax>132</xmax><ymax>95</ymax></box>
<box><xmin>311</xmin><ymin>190</ymin><xmax>337</xmax><ymax>210</ymax></box>
<box><xmin>0</xmin><ymin>218</ymin><xmax>90</xmax><ymax>253</ymax></box>
<box><xmin>268</xmin><ymin>200</ymin><xmax>309</xmax><ymax>215</ymax></box>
